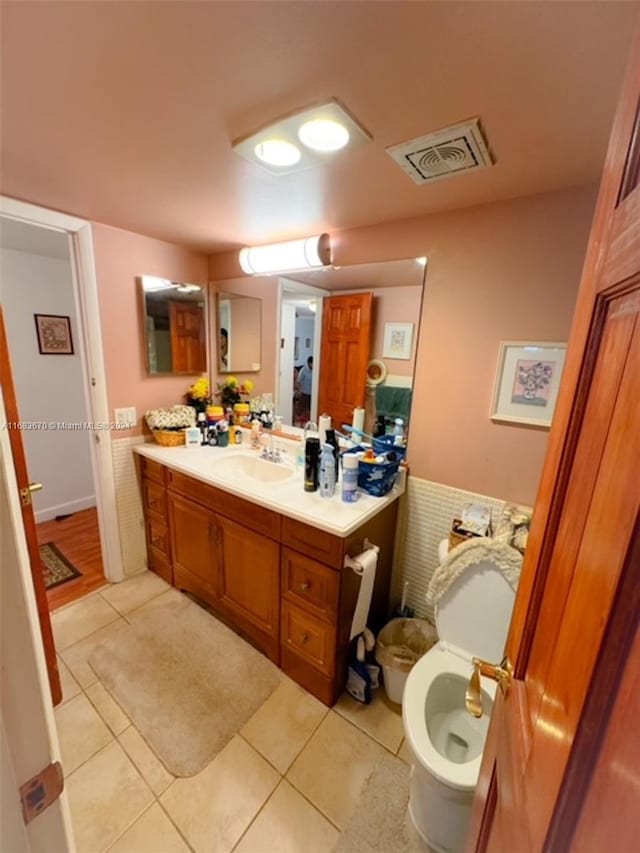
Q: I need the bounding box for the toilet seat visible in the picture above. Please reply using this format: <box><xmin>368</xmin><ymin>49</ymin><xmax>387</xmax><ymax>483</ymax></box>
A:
<box><xmin>403</xmin><ymin>644</ymin><xmax>496</xmax><ymax>791</ymax></box>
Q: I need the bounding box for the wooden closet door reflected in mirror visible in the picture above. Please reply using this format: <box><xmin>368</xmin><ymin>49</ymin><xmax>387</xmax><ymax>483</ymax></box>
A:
<box><xmin>139</xmin><ymin>276</ymin><xmax>207</xmax><ymax>375</ymax></box>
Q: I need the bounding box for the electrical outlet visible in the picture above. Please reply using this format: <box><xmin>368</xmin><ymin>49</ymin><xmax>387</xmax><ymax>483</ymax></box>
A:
<box><xmin>114</xmin><ymin>407</ymin><xmax>137</xmax><ymax>428</ymax></box>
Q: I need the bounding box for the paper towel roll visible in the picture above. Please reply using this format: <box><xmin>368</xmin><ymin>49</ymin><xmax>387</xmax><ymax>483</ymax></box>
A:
<box><xmin>346</xmin><ymin>545</ymin><xmax>379</xmax><ymax>640</ymax></box>
<box><xmin>319</xmin><ymin>413</ymin><xmax>332</xmax><ymax>445</ymax></box>
<box><xmin>352</xmin><ymin>407</ymin><xmax>365</xmax><ymax>435</ymax></box>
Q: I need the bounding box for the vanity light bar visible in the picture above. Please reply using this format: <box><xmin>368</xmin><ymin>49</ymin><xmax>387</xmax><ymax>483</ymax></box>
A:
<box><xmin>239</xmin><ymin>233</ymin><xmax>331</xmax><ymax>276</ymax></box>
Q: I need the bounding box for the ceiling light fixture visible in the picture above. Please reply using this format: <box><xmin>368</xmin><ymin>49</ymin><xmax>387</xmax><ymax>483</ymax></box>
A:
<box><xmin>254</xmin><ymin>139</ymin><xmax>301</xmax><ymax>167</ymax></box>
<box><xmin>239</xmin><ymin>233</ymin><xmax>331</xmax><ymax>276</ymax></box>
<box><xmin>298</xmin><ymin>119</ymin><xmax>349</xmax><ymax>152</ymax></box>
<box><xmin>232</xmin><ymin>99</ymin><xmax>371</xmax><ymax>175</ymax></box>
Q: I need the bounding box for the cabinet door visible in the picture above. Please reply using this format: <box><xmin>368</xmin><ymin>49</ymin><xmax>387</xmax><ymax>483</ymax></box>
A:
<box><xmin>168</xmin><ymin>492</ymin><xmax>218</xmax><ymax>607</ymax></box>
<box><xmin>217</xmin><ymin>515</ymin><xmax>280</xmax><ymax>641</ymax></box>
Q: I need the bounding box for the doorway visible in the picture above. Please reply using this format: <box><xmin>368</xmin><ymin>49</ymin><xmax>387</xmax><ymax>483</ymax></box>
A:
<box><xmin>0</xmin><ymin>197</ymin><xmax>124</xmax><ymax>610</ymax></box>
<box><xmin>0</xmin><ymin>217</ymin><xmax>107</xmax><ymax>609</ymax></box>
<box><xmin>277</xmin><ymin>278</ymin><xmax>327</xmax><ymax>427</ymax></box>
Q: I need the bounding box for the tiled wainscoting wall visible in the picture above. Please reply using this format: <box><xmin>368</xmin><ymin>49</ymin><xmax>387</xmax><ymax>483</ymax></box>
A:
<box><xmin>112</xmin><ymin>436</ymin><xmax>147</xmax><ymax>577</ymax></box>
<box><xmin>392</xmin><ymin>476</ymin><xmax>509</xmax><ymax>623</ymax></box>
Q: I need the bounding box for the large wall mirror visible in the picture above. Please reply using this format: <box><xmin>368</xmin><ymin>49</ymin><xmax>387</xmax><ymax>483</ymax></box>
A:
<box><xmin>217</xmin><ymin>292</ymin><xmax>262</xmax><ymax>373</ymax></box>
<box><xmin>139</xmin><ymin>275</ymin><xmax>207</xmax><ymax>375</ymax></box>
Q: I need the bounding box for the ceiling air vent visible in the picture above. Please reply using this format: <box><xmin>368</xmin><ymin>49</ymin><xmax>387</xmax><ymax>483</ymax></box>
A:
<box><xmin>386</xmin><ymin>117</ymin><xmax>494</xmax><ymax>185</ymax></box>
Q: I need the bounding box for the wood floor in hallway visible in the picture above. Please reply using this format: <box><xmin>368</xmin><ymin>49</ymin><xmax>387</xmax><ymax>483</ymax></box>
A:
<box><xmin>37</xmin><ymin>507</ymin><xmax>107</xmax><ymax>611</ymax></box>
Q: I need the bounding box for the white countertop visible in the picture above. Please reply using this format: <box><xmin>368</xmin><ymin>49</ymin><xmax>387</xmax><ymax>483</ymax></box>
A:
<box><xmin>135</xmin><ymin>442</ymin><xmax>404</xmax><ymax>537</ymax></box>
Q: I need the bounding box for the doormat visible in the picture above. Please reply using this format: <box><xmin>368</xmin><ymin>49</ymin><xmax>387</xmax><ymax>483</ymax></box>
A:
<box><xmin>89</xmin><ymin>595</ymin><xmax>281</xmax><ymax>777</ymax></box>
<box><xmin>40</xmin><ymin>542</ymin><xmax>83</xmax><ymax>590</ymax></box>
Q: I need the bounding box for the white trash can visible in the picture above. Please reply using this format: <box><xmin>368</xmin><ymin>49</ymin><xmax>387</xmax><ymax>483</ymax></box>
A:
<box><xmin>375</xmin><ymin>618</ymin><xmax>437</xmax><ymax>704</ymax></box>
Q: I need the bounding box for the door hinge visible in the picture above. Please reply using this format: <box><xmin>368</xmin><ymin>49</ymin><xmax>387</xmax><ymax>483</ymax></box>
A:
<box><xmin>19</xmin><ymin>487</ymin><xmax>32</xmax><ymax>507</ymax></box>
<box><xmin>20</xmin><ymin>761</ymin><xmax>64</xmax><ymax>824</ymax></box>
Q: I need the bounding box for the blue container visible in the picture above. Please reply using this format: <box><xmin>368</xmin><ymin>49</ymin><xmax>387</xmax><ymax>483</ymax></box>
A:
<box><xmin>343</xmin><ymin>438</ymin><xmax>406</xmax><ymax>498</ymax></box>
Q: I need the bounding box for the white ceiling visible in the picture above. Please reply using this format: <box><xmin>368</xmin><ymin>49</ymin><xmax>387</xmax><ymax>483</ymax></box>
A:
<box><xmin>0</xmin><ymin>217</ymin><xmax>69</xmax><ymax>260</ymax></box>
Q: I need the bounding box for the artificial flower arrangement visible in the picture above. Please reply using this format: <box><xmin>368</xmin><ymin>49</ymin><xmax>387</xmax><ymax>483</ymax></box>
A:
<box><xmin>185</xmin><ymin>376</ymin><xmax>212</xmax><ymax>414</ymax></box>
<box><xmin>216</xmin><ymin>376</ymin><xmax>255</xmax><ymax>407</ymax></box>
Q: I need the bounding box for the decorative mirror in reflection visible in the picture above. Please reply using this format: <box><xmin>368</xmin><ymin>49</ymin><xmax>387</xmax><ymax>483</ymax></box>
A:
<box><xmin>138</xmin><ymin>276</ymin><xmax>207</xmax><ymax>375</ymax></box>
<box><xmin>217</xmin><ymin>292</ymin><xmax>262</xmax><ymax>373</ymax></box>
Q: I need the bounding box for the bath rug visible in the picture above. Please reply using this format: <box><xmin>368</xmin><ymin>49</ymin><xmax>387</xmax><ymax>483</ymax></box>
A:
<box><xmin>90</xmin><ymin>596</ymin><xmax>280</xmax><ymax>777</ymax></box>
<box><xmin>40</xmin><ymin>542</ymin><xmax>82</xmax><ymax>590</ymax></box>
<box><xmin>333</xmin><ymin>750</ymin><xmax>420</xmax><ymax>853</ymax></box>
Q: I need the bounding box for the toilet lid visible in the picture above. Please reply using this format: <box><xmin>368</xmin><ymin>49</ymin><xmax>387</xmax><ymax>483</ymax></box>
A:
<box><xmin>435</xmin><ymin>560</ymin><xmax>516</xmax><ymax>662</ymax></box>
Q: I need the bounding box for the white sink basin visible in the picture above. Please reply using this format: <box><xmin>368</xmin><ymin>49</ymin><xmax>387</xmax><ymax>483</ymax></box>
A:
<box><xmin>211</xmin><ymin>453</ymin><xmax>296</xmax><ymax>484</ymax></box>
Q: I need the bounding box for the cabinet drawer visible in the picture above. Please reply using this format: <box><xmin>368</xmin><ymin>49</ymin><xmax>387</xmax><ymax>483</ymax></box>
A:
<box><xmin>281</xmin><ymin>517</ymin><xmax>344</xmax><ymax>569</ymax></box>
<box><xmin>167</xmin><ymin>469</ymin><xmax>281</xmax><ymax>541</ymax></box>
<box><xmin>142</xmin><ymin>477</ymin><xmax>167</xmax><ymax>521</ymax></box>
<box><xmin>281</xmin><ymin>601</ymin><xmax>336</xmax><ymax>677</ymax></box>
<box><xmin>141</xmin><ymin>457</ymin><xmax>166</xmax><ymax>485</ymax></box>
<box><xmin>282</xmin><ymin>548</ymin><xmax>339</xmax><ymax>620</ymax></box>
<box><xmin>146</xmin><ymin>515</ymin><xmax>170</xmax><ymax>560</ymax></box>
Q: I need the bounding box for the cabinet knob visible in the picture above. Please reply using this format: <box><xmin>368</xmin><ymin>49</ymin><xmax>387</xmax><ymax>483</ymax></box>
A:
<box><xmin>300</xmin><ymin>632</ymin><xmax>310</xmax><ymax>644</ymax></box>
<box><xmin>300</xmin><ymin>581</ymin><xmax>310</xmax><ymax>592</ymax></box>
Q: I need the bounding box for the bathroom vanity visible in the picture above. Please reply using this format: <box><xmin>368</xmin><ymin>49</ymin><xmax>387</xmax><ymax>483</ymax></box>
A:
<box><xmin>135</xmin><ymin>443</ymin><xmax>402</xmax><ymax>705</ymax></box>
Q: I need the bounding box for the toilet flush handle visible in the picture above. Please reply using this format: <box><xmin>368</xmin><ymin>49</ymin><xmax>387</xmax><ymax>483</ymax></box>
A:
<box><xmin>465</xmin><ymin>656</ymin><xmax>513</xmax><ymax>718</ymax></box>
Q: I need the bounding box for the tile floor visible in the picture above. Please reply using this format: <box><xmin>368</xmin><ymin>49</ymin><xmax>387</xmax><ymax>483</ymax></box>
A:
<box><xmin>52</xmin><ymin>572</ymin><xmax>415</xmax><ymax>853</ymax></box>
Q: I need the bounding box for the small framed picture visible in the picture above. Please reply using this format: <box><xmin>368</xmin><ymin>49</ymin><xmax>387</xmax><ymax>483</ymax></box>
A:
<box><xmin>382</xmin><ymin>322</ymin><xmax>414</xmax><ymax>360</ymax></box>
<box><xmin>491</xmin><ymin>341</ymin><xmax>567</xmax><ymax>428</ymax></box>
<box><xmin>34</xmin><ymin>314</ymin><xmax>74</xmax><ymax>355</ymax></box>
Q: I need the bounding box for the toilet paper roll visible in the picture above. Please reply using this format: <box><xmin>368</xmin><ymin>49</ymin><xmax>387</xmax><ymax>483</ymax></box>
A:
<box><xmin>352</xmin><ymin>407</ymin><xmax>365</xmax><ymax>435</ymax></box>
<box><xmin>346</xmin><ymin>545</ymin><xmax>379</xmax><ymax>640</ymax></box>
<box><xmin>319</xmin><ymin>414</ymin><xmax>332</xmax><ymax>445</ymax></box>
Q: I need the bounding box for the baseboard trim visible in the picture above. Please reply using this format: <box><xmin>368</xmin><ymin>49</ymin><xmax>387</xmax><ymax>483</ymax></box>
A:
<box><xmin>35</xmin><ymin>496</ymin><xmax>96</xmax><ymax>524</ymax></box>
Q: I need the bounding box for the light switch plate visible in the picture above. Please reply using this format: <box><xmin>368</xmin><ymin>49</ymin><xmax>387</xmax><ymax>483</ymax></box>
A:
<box><xmin>114</xmin><ymin>407</ymin><xmax>137</xmax><ymax>428</ymax></box>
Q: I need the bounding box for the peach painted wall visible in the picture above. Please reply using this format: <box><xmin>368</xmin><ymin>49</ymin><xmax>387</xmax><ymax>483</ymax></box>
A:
<box><xmin>92</xmin><ymin>223</ymin><xmax>209</xmax><ymax>435</ymax></box>
<box><xmin>210</xmin><ymin>186</ymin><xmax>596</xmax><ymax>505</ymax></box>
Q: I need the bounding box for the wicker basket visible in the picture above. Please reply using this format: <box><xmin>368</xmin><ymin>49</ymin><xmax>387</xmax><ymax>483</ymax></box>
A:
<box><xmin>449</xmin><ymin>518</ymin><xmax>480</xmax><ymax>551</ymax></box>
<box><xmin>152</xmin><ymin>429</ymin><xmax>185</xmax><ymax>447</ymax></box>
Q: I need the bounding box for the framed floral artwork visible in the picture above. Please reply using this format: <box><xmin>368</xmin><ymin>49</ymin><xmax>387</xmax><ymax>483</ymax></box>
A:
<box><xmin>34</xmin><ymin>314</ymin><xmax>74</xmax><ymax>355</ymax></box>
<box><xmin>491</xmin><ymin>341</ymin><xmax>567</xmax><ymax>428</ymax></box>
<box><xmin>382</xmin><ymin>322</ymin><xmax>413</xmax><ymax>360</ymax></box>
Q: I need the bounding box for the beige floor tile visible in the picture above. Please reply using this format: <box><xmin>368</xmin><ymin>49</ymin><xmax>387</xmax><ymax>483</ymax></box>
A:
<box><xmin>126</xmin><ymin>586</ymin><xmax>192</xmax><ymax>624</ymax></box>
<box><xmin>119</xmin><ymin>726</ymin><xmax>173</xmax><ymax>796</ymax></box>
<box><xmin>334</xmin><ymin>690</ymin><xmax>404</xmax><ymax>753</ymax></box>
<box><xmin>286</xmin><ymin>711</ymin><xmax>385</xmax><ymax>830</ymax></box>
<box><xmin>66</xmin><ymin>740</ymin><xmax>153</xmax><ymax>853</ymax></box>
<box><xmin>100</xmin><ymin>571</ymin><xmax>170</xmax><ymax>615</ymax></box>
<box><xmin>235</xmin><ymin>779</ymin><xmax>339</xmax><ymax>853</ymax></box>
<box><xmin>52</xmin><ymin>594</ymin><xmax>120</xmax><ymax>651</ymax></box>
<box><xmin>57</xmin><ymin>655</ymin><xmax>82</xmax><ymax>704</ymax></box>
<box><xmin>59</xmin><ymin>618</ymin><xmax>130</xmax><ymax>688</ymax></box>
<box><xmin>240</xmin><ymin>677</ymin><xmax>327</xmax><ymax>773</ymax></box>
<box><xmin>107</xmin><ymin>803</ymin><xmax>190</xmax><ymax>853</ymax></box>
<box><xmin>86</xmin><ymin>682</ymin><xmax>130</xmax><ymax>735</ymax></box>
<box><xmin>54</xmin><ymin>693</ymin><xmax>113</xmax><ymax>775</ymax></box>
<box><xmin>397</xmin><ymin>738</ymin><xmax>414</xmax><ymax>765</ymax></box>
<box><xmin>161</xmin><ymin>735</ymin><xmax>279</xmax><ymax>853</ymax></box>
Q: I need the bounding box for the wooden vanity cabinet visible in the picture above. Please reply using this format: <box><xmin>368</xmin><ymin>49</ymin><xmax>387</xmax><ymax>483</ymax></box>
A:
<box><xmin>138</xmin><ymin>456</ymin><xmax>398</xmax><ymax>705</ymax></box>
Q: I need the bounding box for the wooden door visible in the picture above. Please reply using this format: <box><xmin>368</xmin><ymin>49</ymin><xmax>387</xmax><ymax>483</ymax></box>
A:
<box><xmin>318</xmin><ymin>292</ymin><xmax>372</xmax><ymax>428</ymax></box>
<box><xmin>216</xmin><ymin>514</ymin><xmax>280</xmax><ymax>661</ymax></box>
<box><xmin>169</xmin><ymin>300</ymin><xmax>206</xmax><ymax>373</ymax></box>
<box><xmin>468</xmin><ymin>30</ymin><xmax>640</xmax><ymax>852</ymax></box>
<box><xmin>167</xmin><ymin>492</ymin><xmax>218</xmax><ymax>607</ymax></box>
<box><xmin>0</xmin><ymin>307</ymin><xmax>62</xmax><ymax>706</ymax></box>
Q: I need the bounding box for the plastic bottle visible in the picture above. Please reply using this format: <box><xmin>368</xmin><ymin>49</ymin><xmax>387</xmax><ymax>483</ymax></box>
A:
<box><xmin>342</xmin><ymin>454</ymin><xmax>359</xmax><ymax>503</ymax></box>
<box><xmin>304</xmin><ymin>437</ymin><xmax>320</xmax><ymax>492</ymax></box>
<box><xmin>393</xmin><ymin>418</ymin><xmax>405</xmax><ymax>446</ymax></box>
<box><xmin>319</xmin><ymin>444</ymin><xmax>336</xmax><ymax>498</ymax></box>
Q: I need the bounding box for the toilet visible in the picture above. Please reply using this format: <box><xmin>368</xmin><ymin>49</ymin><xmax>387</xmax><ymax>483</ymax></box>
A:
<box><xmin>402</xmin><ymin>539</ymin><xmax>522</xmax><ymax>853</ymax></box>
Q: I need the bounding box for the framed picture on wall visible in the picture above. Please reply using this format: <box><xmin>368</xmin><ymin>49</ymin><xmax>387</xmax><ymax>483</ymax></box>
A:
<box><xmin>34</xmin><ymin>314</ymin><xmax>74</xmax><ymax>355</ymax></box>
<box><xmin>491</xmin><ymin>341</ymin><xmax>567</xmax><ymax>428</ymax></box>
<box><xmin>382</xmin><ymin>322</ymin><xmax>413</xmax><ymax>360</ymax></box>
